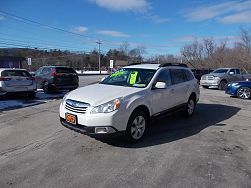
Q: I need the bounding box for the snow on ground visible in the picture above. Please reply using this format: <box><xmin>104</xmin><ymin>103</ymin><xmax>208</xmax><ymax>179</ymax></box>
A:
<box><xmin>0</xmin><ymin>91</ymin><xmax>67</xmax><ymax>111</ymax></box>
<box><xmin>76</xmin><ymin>70</ymin><xmax>108</xmax><ymax>74</ymax></box>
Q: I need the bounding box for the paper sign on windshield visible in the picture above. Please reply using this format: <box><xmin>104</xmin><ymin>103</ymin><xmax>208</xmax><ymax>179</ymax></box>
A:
<box><xmin>129</xmin><ymin>71</ymin><xmax>138</xmax><ymax>84</ymax></box>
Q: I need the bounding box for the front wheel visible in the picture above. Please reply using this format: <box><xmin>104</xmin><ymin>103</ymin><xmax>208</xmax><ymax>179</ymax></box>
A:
<box><xmin>43</xmin><ymin>82</ymin><xmax>50</xmax><ymax>94</ymax></box>
<box><xmin>237</xmin><ymin>87</ymin><xmax>251</xmax><ymax>99</ymax></box>
<box><xmin>218</xmin><ymin>80</ymin><xmax>227</xmax><ymax>90</ymax></box>
<box><xmin>126</xmin><ymin>111</ymin><xmax>148</xmax><ymax>143</ymax></box>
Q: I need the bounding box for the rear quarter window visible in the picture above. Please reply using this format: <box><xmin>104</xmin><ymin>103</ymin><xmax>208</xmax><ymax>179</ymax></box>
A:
<box><xmin>184</xmin><ymin>70</ymin><xmax>194</xmax><ymax>81</ymax></box>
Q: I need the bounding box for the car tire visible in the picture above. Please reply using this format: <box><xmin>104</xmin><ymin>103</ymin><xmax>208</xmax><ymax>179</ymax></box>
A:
<box><xmin>237</xmin><ymin>87</ymin><xmax>251</xmax><ymax>99</ymax></box>
<box><xmin>43</xmin><ymin>81</ymin><xmax>50</xmax><ymax>94</ymax></box>
<box><xmin>183</xmin><ymin>96</ymin><xmax>196</xmax><ymax>117</ymax></box>
<box><xmin>218</xmin><ymin>80</ymin><xmax>227</xmax><ymax>90</ymax></box>
<box><xmin>27</xmin><ymin>92</ymin><xmax>36</xmax><ymax>99</ymax></box>
<box><xmin>126</xmin><ymin>111</ymin><xmax>148</xmax><ymax>143</ymax></box>
<box><xmin>202</xmin><ymin>86</ymin><xmax>209</xmax><ymax>89</ymax></box>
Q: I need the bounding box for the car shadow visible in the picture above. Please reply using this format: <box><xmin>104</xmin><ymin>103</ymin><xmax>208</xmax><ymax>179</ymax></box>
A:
<box><xmin>101</xmin><ymin>103</ymin><xmax>240</xmax><ymax>148</ymax></box>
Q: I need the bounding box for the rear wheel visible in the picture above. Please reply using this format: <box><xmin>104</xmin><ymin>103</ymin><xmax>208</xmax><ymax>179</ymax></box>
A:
<box><xmin>218</xmin><ymin>80</ymin><xmax>227</xmax><ymax>90</ymax></box>
<box><xmin>126</xmin><ymin>111</ymin><xmax>148</xmax><ymax>143</ymax></box>
<box><xmin>183</xmin><ymin>96</ymin><xmax>196</xmax><ymax>117</ymax></box>
<box><xmin>27</xmin><ymin>92</ymin><xmax>36</xmax><ymax>99</ymax></box>
<box><xmin>237</xmin><ymin>87</ymin><xmax>251</xmax><ymax>99</ymax></box>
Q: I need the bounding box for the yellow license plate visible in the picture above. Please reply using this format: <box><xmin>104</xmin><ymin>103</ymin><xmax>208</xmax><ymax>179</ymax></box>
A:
<box><xmin>65</xmin><ymin>113</ymin><xmax>77</xmax><ymax>125</ymax></box>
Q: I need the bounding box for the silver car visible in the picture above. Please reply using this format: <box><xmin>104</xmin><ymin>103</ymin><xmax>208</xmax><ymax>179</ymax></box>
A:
<box><xmin>0</xmin><ymin>68</ymin><xmax>37</xmax><ymax>98</ymax></box>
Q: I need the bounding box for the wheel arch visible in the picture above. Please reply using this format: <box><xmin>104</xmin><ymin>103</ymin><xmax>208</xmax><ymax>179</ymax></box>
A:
<box><xmin>131</xmin><ymin>105</ymin><xmax>150</xmax><ymax>120</ymax></box>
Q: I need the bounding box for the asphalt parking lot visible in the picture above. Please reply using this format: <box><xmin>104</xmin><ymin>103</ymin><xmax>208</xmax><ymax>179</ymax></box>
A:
<box><xmin>0</xmin><ymin>75</ymin><xmax>250</xmax><ymax>188</ymax></box>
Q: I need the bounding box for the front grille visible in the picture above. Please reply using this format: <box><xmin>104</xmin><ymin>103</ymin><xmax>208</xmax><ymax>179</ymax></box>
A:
<box><xmin>207</xmin><ymin>76</ymin><xmax>214</xmax><ymax>80</ymax></box>
<box><xmin>65</xmin><ymin>99</ymin><xmax>90</xmax><ymax>114</ymax></box>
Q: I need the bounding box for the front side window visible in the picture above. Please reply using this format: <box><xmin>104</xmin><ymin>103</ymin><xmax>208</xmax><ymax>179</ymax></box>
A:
<box><xmin>155</xmin><ymin>69</ymin><xmax>172</xmax><ymax>86</ymax></box>
<box><xmin>170</xmin><ymin>69</ymin><xmax>187</xmax><ymax>84</ymax></box>
<box><xmin>100</xmin><ymin>68</ymin><xmax>156</xmax><ymax>88</ymax></box>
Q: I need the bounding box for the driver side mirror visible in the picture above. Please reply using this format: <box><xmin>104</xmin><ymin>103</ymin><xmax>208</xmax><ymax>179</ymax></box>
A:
<box><xmin>153</xmin><ymin>81</ymin><xmax>167</xmax><ymax>89</ymax></box>
<box><xmin>229</xmin><ymin>72</ymin><xmax>234</xmax><ymax>75</ymax></box>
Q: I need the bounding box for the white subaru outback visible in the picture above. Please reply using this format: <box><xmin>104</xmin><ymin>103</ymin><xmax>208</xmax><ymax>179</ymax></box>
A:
<box><xmin>60</xmin><ymin>63</ymin><xmax>200</xmax><ymax>142</ymax></box>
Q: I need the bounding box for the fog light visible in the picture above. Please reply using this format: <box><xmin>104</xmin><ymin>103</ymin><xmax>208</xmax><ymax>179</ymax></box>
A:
<box><xmin>95</xmin><ymin>127</ymin><xmax>116</xmax><ymax>134</ymax></box>
<box><xmin>95</xmin><ymin>127</ymin><xmax>108</xmax><ymax>134</ymax></box>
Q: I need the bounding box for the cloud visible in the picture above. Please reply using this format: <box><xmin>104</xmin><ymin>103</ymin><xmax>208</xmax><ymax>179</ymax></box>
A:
<box><xmin>0</xmin><ymin>15</ymin><xmax>6</xmax><ymax>21</ymax></box>
<box><xmin>220</xmin><ymin>11</ymin><xmax>251</xmax><ymax>24</ymax></box>
<box><xmin>90</xmin><ymin>0</ymin><xmax>150</xmax><ymax>12</ymax></box>
<box><xmin>175</xmin><ymin>35</ymin><xmax>240</xmax><ymax>45</ymax></box>
<box><xmin>97</xmin><ymin>30</ymin><xmax>130</xmax><ymax>37</ymax></box>
<box><xmin>149</xmin><ymin>15</ymin><xmax>170</xmax><ymax>24</ymax></box>
<box><xmin>70</xmin><ymin>26</ymin><xmax>88</xmax><ymax>34</ymax></box>
<box><xmin>184</xmin><ymin>0</ymin><xmax>251</xmax><ymax>23</ymax></box>
<box><xmin>90</xmin><ymin>0</ymin><xmax>170</xmax><ymax>24</ymax></box>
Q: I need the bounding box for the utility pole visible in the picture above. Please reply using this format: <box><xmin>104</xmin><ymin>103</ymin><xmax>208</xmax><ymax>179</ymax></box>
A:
<box><xmin>96</xmin><ymin>40</ymin><xmax>102</xmax><ymax>74</ymax></box>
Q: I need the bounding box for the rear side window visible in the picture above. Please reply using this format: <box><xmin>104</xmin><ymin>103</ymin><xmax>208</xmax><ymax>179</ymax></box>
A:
<box><xmin>56</xmin><ymin>67</ymin><xmax>76</xmax><ymax>73</ymax></box>
<box><xmin>184</xmin><ymin>70</ymin><xmax>194</xmax><ymax>81</ymax></box>
<box><xmin>170</xmin><ymin>69</ymin><xmax>187</xmax><ymax>84</ymax></box>
<box><xmin>1</xmin><ymin>70</ymin><xmax>31</xmax><ymax>77</ymax></box>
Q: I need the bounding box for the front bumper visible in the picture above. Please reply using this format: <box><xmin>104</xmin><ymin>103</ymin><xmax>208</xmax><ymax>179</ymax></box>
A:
<box><xmin>59</xmin><ymin>102</ymin><xmax>129</xmax><ymax>136</ymax></box>
<box><xmin>200</xmin><ymin>80</ymin><xmax>220</xmax><ymax>87</ymax></box>
<box><xmin>60</xmin><ymin>118</ymin><xmax>125</xmax><ymax>138</ymax></box>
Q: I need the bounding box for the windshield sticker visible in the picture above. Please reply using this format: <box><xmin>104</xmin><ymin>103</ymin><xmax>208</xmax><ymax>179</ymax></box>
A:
<box><xmin>129</xmin><ymin>71</ymin><xmax>138</xmax><ymax>84</ymax></box>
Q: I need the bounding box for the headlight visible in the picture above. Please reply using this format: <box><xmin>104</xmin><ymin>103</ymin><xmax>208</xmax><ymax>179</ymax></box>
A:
<box><xmin>91</xmin><ymin>98</ymin><xmax>121</xmax><ymax>114</ymax></box>
<box><xmin>213</xmin><ymin>76</ymin><xmax>220</xmax><ymax>80</ymax></box>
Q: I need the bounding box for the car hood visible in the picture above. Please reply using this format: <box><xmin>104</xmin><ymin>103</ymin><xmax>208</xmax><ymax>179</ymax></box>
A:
<box><xmin>66</xmin><ymin>83</ymin><xmax>143</xmax><ymax>106</ymax></box>
<box><xmin>203</xmin><ymin>73</ymin><xmax>226</xmax><ymax>77</ymax></box>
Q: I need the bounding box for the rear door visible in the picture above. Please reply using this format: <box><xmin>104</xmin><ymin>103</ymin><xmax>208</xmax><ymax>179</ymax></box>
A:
<box><xmin>54</xmin><ymin>67</ymin><xmax>78</xmax><ymax>86</ymax></box>
<box><xmin>170</xmin><ymin>69</ymin><xmax>189</xmax><ymax>106</ymax></box>
<box><xmin>1</xmin><ymin>70</ymin><xmax>33</xmax><ymax>88</ymax></box>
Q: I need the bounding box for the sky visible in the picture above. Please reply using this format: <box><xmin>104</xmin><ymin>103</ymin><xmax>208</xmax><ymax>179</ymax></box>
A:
<box><xmin>1</xmin><ymin>0</ymin><xmax>251</xmax><ymax>58</ymax></box>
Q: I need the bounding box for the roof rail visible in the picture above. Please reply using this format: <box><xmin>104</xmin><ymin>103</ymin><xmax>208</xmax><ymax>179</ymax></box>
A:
<box><xmin>159</xmin><ymin>63</ymin><xmax>188</xmax><ymax>68</ymax></box>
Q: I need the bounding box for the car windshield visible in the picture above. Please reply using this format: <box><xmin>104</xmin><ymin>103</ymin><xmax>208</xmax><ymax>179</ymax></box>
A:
<box><xmin>212</xmin><ymin>69</ymin><xmax>229</xmax><ymax>74</ymax></box>
<box><xmin>100</xmin><ymin>68</ymin><xmax>156</xmax><ymax>88</ymax></box>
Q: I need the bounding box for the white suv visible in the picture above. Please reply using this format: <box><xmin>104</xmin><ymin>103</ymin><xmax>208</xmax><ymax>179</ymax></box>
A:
<box><xmin>60</xmin><ymin>63</ymin><xmax>200</xmax><ymax>142</ymax></box>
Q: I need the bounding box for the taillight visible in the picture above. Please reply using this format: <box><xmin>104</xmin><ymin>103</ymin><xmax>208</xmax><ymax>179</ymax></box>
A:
<box><xmin>26</xmin><ymin>77</ymin><xmax>35</xmax><ymax>80</ymax></box>
<box><xmin>51</xmin><ymin>70</ymin><xmax>63</xmax><ymax>77</ymax></box>
<box><xmin>0</xmin><ymin>77</ymin><xmax>11</xmax><ymax>81</ymax></box>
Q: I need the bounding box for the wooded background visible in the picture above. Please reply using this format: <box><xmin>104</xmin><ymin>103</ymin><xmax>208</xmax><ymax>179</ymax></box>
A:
<box><xmin>1</xmin><ymin>28</ymin><xmax>251</xmax><ymax>71</ymax></box>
